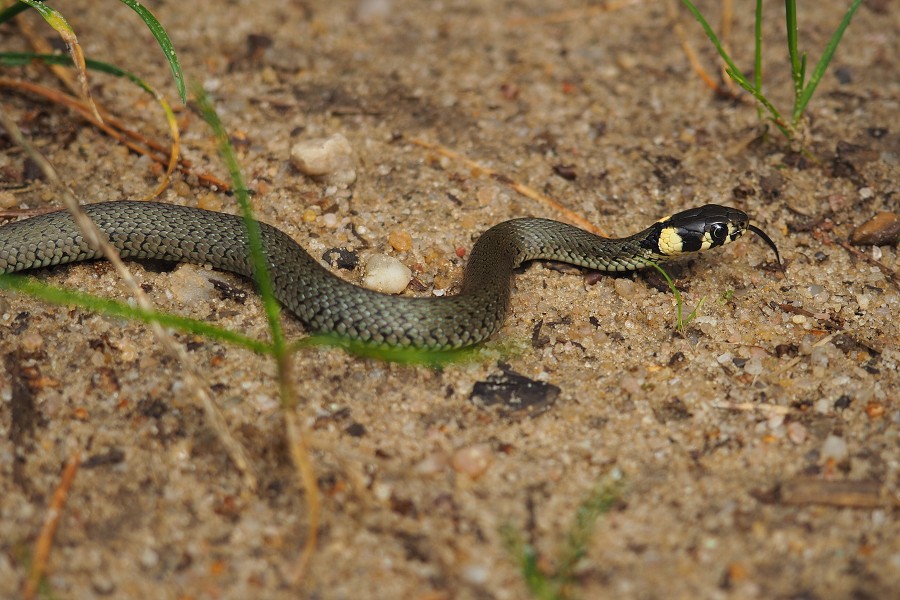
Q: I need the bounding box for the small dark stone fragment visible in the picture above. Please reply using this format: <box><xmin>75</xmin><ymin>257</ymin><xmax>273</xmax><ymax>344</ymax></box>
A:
<box><xmin>782</xmin><ymin>152</ymin><xmax>810</xmax><ymax>169</ymax></box>
<box><xmin>668</xmin><ymin>351</ymin><xmax>686</xmax><ymax>369</ymax></box>
<box><xmin>245</xmin><ymin>33</ymin><xmax>273</xmax><ymax>61</ymax></box>
<box><xmin>834</xmin><ymin>395</ymin><xmax>852</xmax><ymax>411</ymax></box>
<box><xmin>814</xmin><ymin>251</ymin><xmax>829</xmax><ymax>263</ymax></box>
<box><xmin>832</xmin><ymin>334</ymin><xmax>879</xmax><ymax>357</ymax></box>
<box><xmin>345</xmin><ymin>422</ymin><xmax>366</xmax><ymax>437</ymax></box>
<box><xmin>470</xmin><ymin>363</ymin><xmax>559</xmax><ymax>419</ymax></box>
<box><xmin>552</xmin><ymin>163</ymin><xmax>578</xmax><ymax>181</ymax></box>
<box><xmin>834</xmin><ymin>65</ymin><xmax>853</xmax><ymax>85</ymax></box>
<box><xmin>775</xmin><ymin>343</ymin><xmax>798</xmax><ymax>358</ymax></box>
<box><xmin>322</xmin><ymin>247</ymin><xmax>359</xmax><ymax>270</ymax></box>
<box><xmin>210</xmin><ymin>278</ymin><xmax>248</xmax><ymax>304</ymax></box>
<box><xmin>23</xmin><ymin>157</ymin><xmax>45</xmax><ymax>181</ymax></box>
<box><xmin>731</xmin><ymin>183</ymin><xmax>755</xmax><ymax>199</ymax></box>
<box><xmin>12</xmin><ymin>312</ymin><xmax>30</xmax><ymax>335</ymax></box>
<box><xmin>83</xmin><ymin>447</ymin><xmax>126</xmax><ymax>469</ymax></box>
<box><xmin>137</xmin><ymin>398</ymin><xmax>167</xmax><ymax>419</ymax></box>
<box><xmin>732</xmin><ymin>357</ymin><xmax>748</xmax><ymax>368</ymax></box>
<box><xmin>652</xmin><ymin>397</ymin><xmax>692</xmax><ymax>423</ymax></box>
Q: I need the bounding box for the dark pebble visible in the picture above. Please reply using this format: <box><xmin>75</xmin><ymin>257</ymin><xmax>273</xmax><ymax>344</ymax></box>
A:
<box><xmin>322</xmin><ymin>247</ymin><xmax>359</xmax><ymax>270</ymax></box>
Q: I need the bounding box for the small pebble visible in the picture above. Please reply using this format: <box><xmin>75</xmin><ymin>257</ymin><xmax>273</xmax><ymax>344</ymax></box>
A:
<box><xmin>786</xmin><ymin>422</ymin><xmax>807</xmax><ymax>444</ymax></box>
<box><xmin>196</xmin><ymin>192</ymin><xmax>224</xmax><ymax>212</ymax></box>
<box><xmin>387</xmin><ymin>230</ymin><xmax>413</xmax><ymax>253</ymax></box>
<box><xmin>744</xmin><ymin>357</ymin><xmax>764</xmax><ymax>376</ymax></box>
<box><xmin>865</xmin><ymin>401</ymin><xmax>885</xmax><ymax>420</ymax></box>
<box><xmin>21</xmin><ymin>332</ymin><xmax>44</xmax><ymax>352</ymax></box>
<box><xmin>821</xmin><ymin>434</ymin><xmax>849</xmax><ymax>462</ymax></box>
<box><xmin>613</xmin><ymin>277</ymin><xmax>637</xmax><ymax>299</ymax></box>
<box><xmin>168</xmin><ymin>265</ymin><xmax>215</xmax><ymax>306</ymax></box>
<box><xmin>290</xmin><ymin>133</ymin><xmax>357</xmax><ymax>186</ymax></box>
<box><xmin>461</xmin><ymin>562</ymin><xmax>490</xmax><ymax>585</ymax></box>
<box><xmin>363</xmin><ymin>254</ymin><xmax>412</xmax><ymax>293</ymax></box>
<box><xmin>321</xmin><ymin>212</ymin><xmax>339</xmax><ymax>228</ymax></box>
<box><xmin>451</xmin><ymin>444</ymin><xmax>492</xmax><ymax>479</ymax></box>
<box><xmin>414</xmin><ymin>451</ymin><xmax>448</xmax><ymax>475</ymax></box>
<box><xmin>140</xmin><ymin>547</ymin><xmax>159</xmax><ymax>569</ymax></box>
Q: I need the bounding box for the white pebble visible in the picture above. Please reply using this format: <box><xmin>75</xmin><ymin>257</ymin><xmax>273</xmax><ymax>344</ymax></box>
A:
<box><xmin>786</xmin><ymin>422</ymin><xmax>807</xmax><ymax>444</ymax></box>
<box><xmin>290</xmin><ymin>133</ymin><xmax>357</xmax><ymax>186</ymax></box>
<box><xmin>744</xmin><ymin>356</ymin><xmax>764</xmax><ymax>375</ymax></box>
<box><xmin>167</xmin><ymin>264</ymin><xmax>215</xmax><ymax>306</ymax></box>
<box><xmin>821</xmin><ymin>434</ymin><xmax>849</xmax><ymax>462</ymax></box>
<box><xmin>321</xmin><ymin>212</ymin><xmax>339</xmax><ymax>228</ymax></box>
<box><xmin>451</xmin><ymin>444</ymin><xmax>492</xmax><ymax>478</ymax></box>
<box><xmin>362</xmin><ymin>254</ymin><xmax>412</xmax><ymax>294</ymax></box>
<box><xmin>461</xmin><ymin>562</ymin><xmax>490</xmax><ymax>585</ymax></box>
<box><xmin>613</xmin><ymin>277</ymin><xmax>637</xmax><ymax>299</ymax></box>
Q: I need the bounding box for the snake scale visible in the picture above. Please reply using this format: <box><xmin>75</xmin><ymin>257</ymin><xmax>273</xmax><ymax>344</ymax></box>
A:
<box><xmin>0</xmin><ymin>202</ymin><xmax>779</xmax><ymax>350</ymax></box>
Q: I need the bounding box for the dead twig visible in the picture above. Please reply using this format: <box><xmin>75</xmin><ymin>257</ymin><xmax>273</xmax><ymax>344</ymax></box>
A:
<box><xmin>754</xmin><ymin>478</ymin><xmax>900</xmax><ymax>509</ymax></box>
<box><xmin>667</xmin><ymin>0</ymin><xmax>742</xmax><ymax>98</ymax></box>
<box><xmin>837</xmin><ymin>238</ymin><xmax>900</xmax><ymax>291</ymax></box>
<box><xmin>21</xmin><ymin>450</ymin><xmax>81</xmax><ymax>600</ymax></box>
<box><xmin>0</xmin><ymin>78</ymin><xmax>229</xmax><ymax>191</ymax></box>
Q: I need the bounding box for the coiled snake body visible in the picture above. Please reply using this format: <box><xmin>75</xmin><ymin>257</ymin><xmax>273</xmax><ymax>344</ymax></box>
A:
<box><xmin>0</xmin><ymin>202</ymin><xmax>777</xmax><ymax>350</ymax></box>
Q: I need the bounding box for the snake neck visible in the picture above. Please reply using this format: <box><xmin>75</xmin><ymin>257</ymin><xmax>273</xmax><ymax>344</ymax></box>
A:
<box><xmin>462</xmin><ymin>218</ymin><xmax>665</xmax><ymax>282</ymax></box>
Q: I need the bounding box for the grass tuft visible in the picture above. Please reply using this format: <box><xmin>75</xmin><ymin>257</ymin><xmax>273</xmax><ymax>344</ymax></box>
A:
<box><xmin>502</xmin><ymin>474</ymin><xmax>623</xmax><ymax>600</ymax></box>
<box><xmin>680</xmin><ymin>0</ymin><xmax>863</xmax><ymax>140</ymax></box>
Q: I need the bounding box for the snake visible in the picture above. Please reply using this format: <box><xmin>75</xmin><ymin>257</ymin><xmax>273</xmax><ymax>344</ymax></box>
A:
<box><xmin>0</xmin><ymin>202</ymin><xmax>779</xmax><ymax>350</ymax></box>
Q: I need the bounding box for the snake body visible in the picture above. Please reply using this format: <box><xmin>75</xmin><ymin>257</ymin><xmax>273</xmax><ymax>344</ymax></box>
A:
<box><xmin>0</xmin><ymin>202</ymin><xmax>759</xmax><ymax>349</ymax></box>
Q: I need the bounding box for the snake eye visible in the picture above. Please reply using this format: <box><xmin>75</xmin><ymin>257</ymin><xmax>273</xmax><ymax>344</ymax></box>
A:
<box><xmin>709</xmin><ymin>223</ymin><xmax>728</xmax><ymax>244</ymax></box>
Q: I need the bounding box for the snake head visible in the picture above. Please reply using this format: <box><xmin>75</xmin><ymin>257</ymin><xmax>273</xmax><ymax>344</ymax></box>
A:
<box><xmin>654</xmin><ymin>204</ymin><xmax>782</xmax><ymax>266</ymax></box>
<box><xmin>654</xmin><ymin>204</ymin><xmax>749</xmax><ymax>255</ymax></box>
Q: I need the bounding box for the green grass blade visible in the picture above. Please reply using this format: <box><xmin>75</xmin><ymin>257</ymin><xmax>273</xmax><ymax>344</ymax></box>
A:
<box><xmin>0</xmin><ymin>274</ymin><xmax>274</xmax><ymax>355</ymax></box>
<box><xmin>12</xmin><ymin>0</ymin><xmax>70</xmax><ymax>32</ymax></box>
<box><xmin>754</xmin><ymin>0</ymin><xmax>763</xmax><ymax>93</ymax></box>
<box><xmin>679</xmin><ymin>1</ymin><xmax>750</xmax><ymax>88</ymax></box>
<box><xmin>785</xmin><ymin>0</ymin><xmax>804</xmax><ymax>100</ymax></box>
<box><xmin>0</xmin><ymin>1</ymin><xmax>32</xmax><ymax>25</ymax></box>
<box><xmin>555</xmin><ymin>478</ymin><xmax>621</xmax><ymax>586</ymax></box>
<box><xmin>501</xmin><ymin>525</ymin><xmax>559</xmax><ymax>600</ymax></box>
<box><xmin>116</xmin><ymin>0</ymin><xmax>186</xmax><ymax>103</ymax></box>
<box><xmin>2</xmin><ymin>51</ymin><xmax>157</xmax><ymax>96</ymax></box>
<box><xmin>680</xmin><ymin>1</ymin><xmax>789</xmax><ymax>134</ymax></box>
<box><xmin>646</xmin><ymin>261</ymin><xmax>710</xmax><ymax>333</ymax></box>
<box><xmin>192</xmin><ymin>85</ymin><xmax>287</xmax><ymax>359</ymax></box>
<box><xmin>794</xmin><ymin>0</ymin><xmax>862</xmax><ymax>124</ymax></box>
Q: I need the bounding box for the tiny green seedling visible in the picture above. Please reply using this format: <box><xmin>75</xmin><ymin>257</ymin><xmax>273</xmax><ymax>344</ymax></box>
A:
<box><xmin>502</xmin><ymin>475</ymin><xmax>623</xmax><ymax>600</ymax></box>
<box><xmin>647</xmin><ymin>262</ymin><xmax>706</xmax><ymax>334</ymax></box>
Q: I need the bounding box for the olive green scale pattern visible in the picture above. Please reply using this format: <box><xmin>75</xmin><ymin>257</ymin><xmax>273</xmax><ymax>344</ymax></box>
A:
<box><xmin>0</xmin><ymin>202</ymin><xmax>663</xmax><ymax>349</ymax></box>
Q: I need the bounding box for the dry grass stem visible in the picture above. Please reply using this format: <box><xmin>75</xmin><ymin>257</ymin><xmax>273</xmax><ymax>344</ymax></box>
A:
<box><xmin>21</xmin><ymin>450</ymin><xmax>81</xmax><ymax>600</ymax></box>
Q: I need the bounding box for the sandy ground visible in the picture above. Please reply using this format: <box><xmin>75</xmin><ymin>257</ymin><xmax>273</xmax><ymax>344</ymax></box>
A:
<box><xmin>1</xmin><ymin>1</ymin><xmax>898</xmax><ymax>598</ymax></box>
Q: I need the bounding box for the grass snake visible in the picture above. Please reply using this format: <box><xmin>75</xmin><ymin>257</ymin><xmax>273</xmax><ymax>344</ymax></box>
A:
<box><xmin>0</xmin><ymin>202</ymin><xmax>779</xmax><ymax>350</ymax></box>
